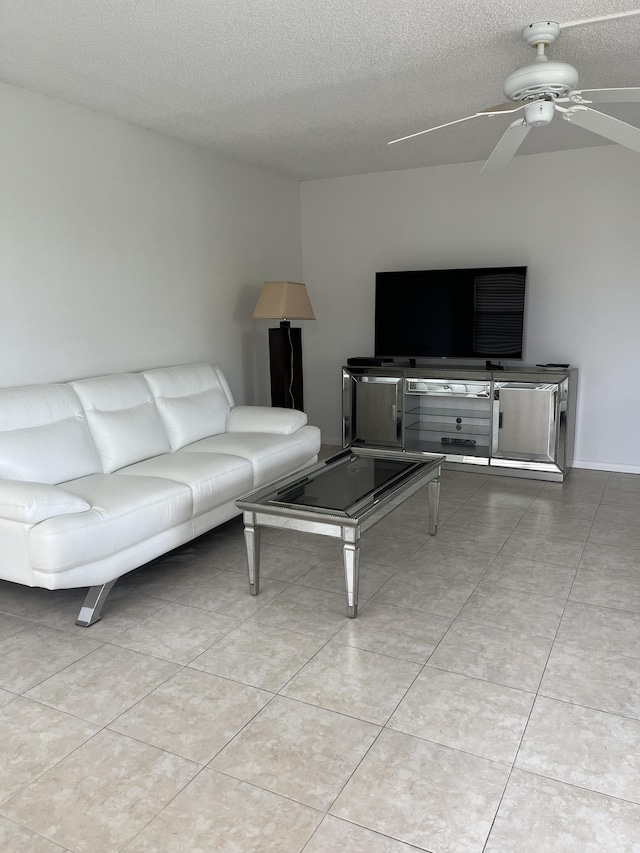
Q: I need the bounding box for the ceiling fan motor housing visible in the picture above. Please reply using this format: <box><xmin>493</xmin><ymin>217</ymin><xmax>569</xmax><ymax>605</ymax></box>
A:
<box><xmin>504</xmin><ymin>59</ymin><xmax>579</xmax><ymax>101</ymax></box>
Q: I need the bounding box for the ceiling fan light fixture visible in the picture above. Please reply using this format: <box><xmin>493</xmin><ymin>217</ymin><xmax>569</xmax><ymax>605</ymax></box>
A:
<box><xmin>524</xmin><ymin>100</ymin><xmax>555</xmax><ymax>126</ymax></box>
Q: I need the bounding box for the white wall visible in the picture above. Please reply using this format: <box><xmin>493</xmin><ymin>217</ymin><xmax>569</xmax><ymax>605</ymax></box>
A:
<box><xmin>301</xmin><ymin>146</ymin><xmax>640</xmax><ymax>472</ymax></box>
<box><xmin>3</xmin><ymin>81</ymin><xmax>638</xmax><ymax>472</ymax></box>
<box><xmin>0</xmin><ymin>82</ymin><xmax>301</xmax><ymax>404</ymax></box>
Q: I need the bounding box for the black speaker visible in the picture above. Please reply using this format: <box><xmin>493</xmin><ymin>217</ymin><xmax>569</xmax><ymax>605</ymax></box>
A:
<box><xmin>269</xmin><ymin>323</ymin><xmax>304</xmax><ymax>411</ymax></box>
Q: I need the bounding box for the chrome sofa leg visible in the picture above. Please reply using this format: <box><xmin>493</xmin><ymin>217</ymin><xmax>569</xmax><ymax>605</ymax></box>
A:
<box><xmin>75</xmin><ymin>579</ymin><xmax>117</xmax><ymax>627</ymax></box>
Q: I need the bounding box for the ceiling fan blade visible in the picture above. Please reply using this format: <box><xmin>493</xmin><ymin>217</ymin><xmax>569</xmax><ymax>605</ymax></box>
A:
<box><xmin>388</xmin><ymin>113</ymin><xmax>481</xmax><ymax>145</ymax></box>
<box><xmin>565</xmin><ymin>106</ymin><xmax>640</xmax><ymax>152</ymax></box>
<box><xmin>481</xmin><ymin>118</ymin><xmax>530</xmax><ymax>173</ymax></box>
<box><xmin>572</xmin><ymin>87</ymin><xmax>640</xmax><ymax>104</ymax></box>
<box><xmin>560</xmin><ymin>9</ymin><xmax>640</xmax><ymax>30</ymax></box>
<box><xmin>388</xmin><ymin>103</ymin><xmax>527</xmax><ymax>146</ymax></box>
<box><xmin>478</xmin><ymin>102</ymin><xmax>526</xmax><ymax>114</ymax></box>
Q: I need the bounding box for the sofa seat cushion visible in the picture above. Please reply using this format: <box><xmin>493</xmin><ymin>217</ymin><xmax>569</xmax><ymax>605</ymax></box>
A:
<box><xmin>180</xmin><ymin>425</ymin><xmax>321</xmax><ymax>487</ymax></box>
<box><xmin>118</xmin><ymin>452</ymin><xmax>253</xmax><ymax>516</ymax></box>
<box><xmin>142</xmin><ymin>364</ymin><xmax>234</xmax><ymax>451</ymax></box>
<box><xmin>28</xmin><ymin>474</ymin><xmax>192</xmax><ymax>573</ymax></box>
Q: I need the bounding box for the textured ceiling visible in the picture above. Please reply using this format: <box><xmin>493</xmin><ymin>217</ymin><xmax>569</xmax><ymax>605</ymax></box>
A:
<box><xmin>1</xmin><ymin>1</ymin><xmax>639</xmax><ymax>179</ymax></box>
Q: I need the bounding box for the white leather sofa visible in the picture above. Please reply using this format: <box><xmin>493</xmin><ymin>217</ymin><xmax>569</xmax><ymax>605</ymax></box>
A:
<box><xmin>0</xmin><ymin>363</ymin><xmax>321</xmax><ymax>626</ymax></box>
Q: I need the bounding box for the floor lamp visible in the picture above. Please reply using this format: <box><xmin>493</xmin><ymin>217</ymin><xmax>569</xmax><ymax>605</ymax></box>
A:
<box><xmin>252</xmin><ymin>281</ymin><xmax>315</xmax><ymax>411</ymax></box>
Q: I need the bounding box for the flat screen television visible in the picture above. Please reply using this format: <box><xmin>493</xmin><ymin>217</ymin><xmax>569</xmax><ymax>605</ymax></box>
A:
<box><xmin>374</xmin><ymin>266</ymin><xmax>527</xmax><ymax>361</ymax></box>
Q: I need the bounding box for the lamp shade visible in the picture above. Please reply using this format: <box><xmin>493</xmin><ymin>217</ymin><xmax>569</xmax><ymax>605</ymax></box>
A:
<box><xmin>252</xmin><ymin>281</ymin><xmax>315</xmax><ymax>321</ymax></box>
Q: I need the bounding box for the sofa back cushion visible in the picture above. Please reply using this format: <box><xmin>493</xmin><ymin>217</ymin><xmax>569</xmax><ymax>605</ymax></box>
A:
<box><xmin>0</xmin><ymin>384</ymin><xmax>101</xmax><ymax>484</ymax></box>
<box><xmin>71</xmin><ymin>374</ymin><xmax>170</xmax><ymax>473</ymax></box>
<box><xmin>142</xmin><ymin>364</ymin><xmax>234</xmax><ymax>451</ymax></box>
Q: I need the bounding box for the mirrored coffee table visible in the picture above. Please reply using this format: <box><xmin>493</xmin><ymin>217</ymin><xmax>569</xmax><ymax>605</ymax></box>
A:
<box><xmin>236</xmin><ymin>447</ymin><xmax>444</xmax><ymax>617</ymax></box>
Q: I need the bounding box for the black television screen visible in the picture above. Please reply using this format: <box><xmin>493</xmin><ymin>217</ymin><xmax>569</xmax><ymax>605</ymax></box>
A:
<box><xmin>374</xmin><ymin>266</ymin><xmax>527</xmax><ymax>360</ymax></box>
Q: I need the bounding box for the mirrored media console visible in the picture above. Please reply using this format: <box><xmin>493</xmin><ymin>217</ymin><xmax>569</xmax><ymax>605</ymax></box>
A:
<box><xmin>342</xmin><ymin>365</ymin><xmax>577</xmax><ymax>481</ymax></box>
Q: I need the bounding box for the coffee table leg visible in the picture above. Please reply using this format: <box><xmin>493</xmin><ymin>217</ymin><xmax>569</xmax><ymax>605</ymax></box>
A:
<box><xmin>243</xmin><ymin>513</ymin><xmax>261</xmax><ymax>596</ymax></box>
<box><xmin>343</xmin><ymin>538</ymin><xmax>360</xmax><ymax>618</ymax></box>
<box><xmin>428</xmin><ymin>477</ymin><xmax>441</xmax><ymax>535</ymax></box>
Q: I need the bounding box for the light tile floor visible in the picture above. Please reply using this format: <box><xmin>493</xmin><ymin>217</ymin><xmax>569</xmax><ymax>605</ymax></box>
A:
<box><xmin>1</xmin><ymin>453</ymin><xmax>640</xmax><ymax>850</ymax></box>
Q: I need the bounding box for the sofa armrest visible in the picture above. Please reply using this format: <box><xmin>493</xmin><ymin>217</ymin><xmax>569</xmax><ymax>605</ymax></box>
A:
<box><xmin>0</xmin><ymin>480</ymin><xmax>91</xmax><ymax>524</ymax></box>
<box><xmin>225</xmin><ymin>406</ymin><xmax>307</xmax><ymax>435</ymax></box>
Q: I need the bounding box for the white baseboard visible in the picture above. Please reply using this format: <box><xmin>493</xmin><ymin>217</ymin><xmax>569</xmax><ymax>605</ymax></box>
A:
<box><xmin>572</xmin><ymin>458</ymin><xmax>640</xmax><ymax>475</ymax></box>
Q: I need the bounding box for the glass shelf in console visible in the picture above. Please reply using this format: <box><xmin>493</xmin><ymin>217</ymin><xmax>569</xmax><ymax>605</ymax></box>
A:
<box><xmin>404</xmin><ymin>378</ymin><xmax>496</xmax><ymax>460</ymax></box>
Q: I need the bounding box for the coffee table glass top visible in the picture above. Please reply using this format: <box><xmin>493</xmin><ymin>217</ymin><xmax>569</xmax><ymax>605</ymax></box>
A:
<box><xmin>239</xmin><ymin>448</ymin><xmax>442</xmax><ymax>519</ymax></box>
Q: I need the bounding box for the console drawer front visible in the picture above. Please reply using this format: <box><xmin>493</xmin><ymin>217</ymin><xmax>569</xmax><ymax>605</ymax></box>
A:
<box><xmin>405</xmin><ymin>379</ymin><xmax>491</xmax><ymax>397</ymax></box>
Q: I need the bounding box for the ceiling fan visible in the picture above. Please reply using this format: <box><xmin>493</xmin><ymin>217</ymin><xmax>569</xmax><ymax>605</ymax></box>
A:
<box><xmin>389</xmin><ymin>9</ymin><xmax>640</xmax><ymax>171</ymax></box>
